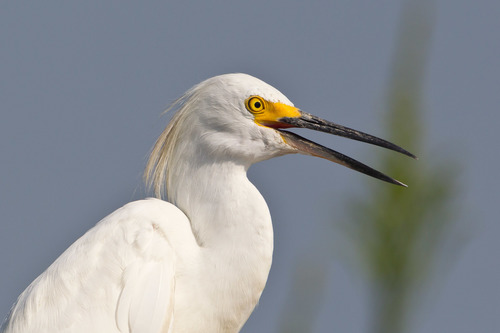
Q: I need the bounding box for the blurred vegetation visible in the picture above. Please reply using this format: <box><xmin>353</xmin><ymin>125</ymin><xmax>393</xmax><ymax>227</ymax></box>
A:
<box><xmin>279</xmin><ymin>1</ymin><xmax>461</xmax><ymax>332</ymax></box>
<box><xmin>342</xmin><ymin>1</ymin><xmax>460</xmax><ymax>332</ymax></box>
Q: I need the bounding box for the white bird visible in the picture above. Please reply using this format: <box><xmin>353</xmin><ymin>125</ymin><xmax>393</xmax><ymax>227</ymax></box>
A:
<box><xmin>1</xmin><ymin>73</ymin><xmax>414</xmax><ymax>333</ymax></box>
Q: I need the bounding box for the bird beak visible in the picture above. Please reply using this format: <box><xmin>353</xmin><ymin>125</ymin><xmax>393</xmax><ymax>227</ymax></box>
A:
<box><xmin>274</xmin><ymin>111</ymin><xmax>416</xmax><ymax>187</ymax></box>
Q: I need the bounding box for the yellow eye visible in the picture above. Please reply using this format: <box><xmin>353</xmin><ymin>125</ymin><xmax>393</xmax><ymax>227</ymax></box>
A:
<box><xmin>246</xmin><ymin>96</ymin><xmax>265</xmax><ymax>113</ymax></box>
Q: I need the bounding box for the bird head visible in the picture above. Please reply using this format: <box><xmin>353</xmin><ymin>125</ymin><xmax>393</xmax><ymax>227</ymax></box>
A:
<box><xmin>146</xmin><ymin>73</ymin><xmax>415</xmax><ymax>197</ymax></box>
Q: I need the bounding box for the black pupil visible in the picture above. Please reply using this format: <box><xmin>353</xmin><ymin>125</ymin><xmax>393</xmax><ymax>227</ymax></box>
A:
<box><xmin>254</xmin><ymin>101</ymin><xmax>261</xmax><ymax>109</ymax></box>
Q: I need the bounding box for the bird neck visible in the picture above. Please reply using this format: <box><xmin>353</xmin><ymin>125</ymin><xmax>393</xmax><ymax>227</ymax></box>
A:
<box><xmin>166</xmin><ymin>155</ymin><xmax>274</xmax><ymax>331</ymax></box>
<box><xmin>166</xmin><ymin>153</ymin><xmax>273</xmax><ymax>252</ymax></box>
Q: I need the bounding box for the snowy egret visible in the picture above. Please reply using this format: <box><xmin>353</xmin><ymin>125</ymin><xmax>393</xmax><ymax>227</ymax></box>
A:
<box><xmin>1</xmin><ymin>74</ymin><xmax>414</xmax><ymax>333</ymax></box>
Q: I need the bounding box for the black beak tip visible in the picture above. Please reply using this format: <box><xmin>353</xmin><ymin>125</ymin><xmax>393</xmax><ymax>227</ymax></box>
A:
<box><xmin>403</xmin><ymin>150</ymin><xmax>418</xmax><ymax>160</ymax></box>
<box><xmin>393</xmin><ymin>179</ymin><xmax>409</xmax><ymax>188</ymax></box>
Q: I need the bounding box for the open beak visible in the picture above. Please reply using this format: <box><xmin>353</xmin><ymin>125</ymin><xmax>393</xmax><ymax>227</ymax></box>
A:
<box><xmin>276</xmin><ymin>111</ymin><xmax>416</xmax><ymax>187</ymax></box>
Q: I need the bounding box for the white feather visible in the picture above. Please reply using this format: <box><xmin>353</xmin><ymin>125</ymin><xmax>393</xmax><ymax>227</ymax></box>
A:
<box><xmin>2</xmin><ymin>199</ymin><xmax>196</xmax><ymax>333</ymax></box>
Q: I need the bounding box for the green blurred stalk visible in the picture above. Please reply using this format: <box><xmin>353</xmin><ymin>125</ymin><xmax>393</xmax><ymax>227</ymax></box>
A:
<box><xmin>342</xmin><ymin>1</ymin><xmax>460</xmax><ymax>333</ymax></box>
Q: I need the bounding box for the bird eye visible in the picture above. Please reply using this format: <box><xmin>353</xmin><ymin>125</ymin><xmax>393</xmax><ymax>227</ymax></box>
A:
<box><xmin>246</xmin><ymin>96</ymin><xmax>265</xmax><ymax>114</ymax></box>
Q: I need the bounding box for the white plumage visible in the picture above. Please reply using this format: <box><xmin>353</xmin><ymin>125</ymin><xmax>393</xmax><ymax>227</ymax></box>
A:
<box><xmin>1</xmin><ymin>73</ymin><xmax>412</xmax><ymax>333</ymax></box>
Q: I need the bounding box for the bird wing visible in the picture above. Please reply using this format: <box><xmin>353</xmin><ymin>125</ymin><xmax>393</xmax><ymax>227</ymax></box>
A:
<box><xmin>2</xmin><ymin>198</ymin><xmax>194</xmax><ymax>333</ymax></box>
<box><xmin>116</xmin><ymin>261</ymin><xmax>174</xmax><ymax>333</ymax></box>
<box><xmin>115</xmin><ymin>210</ymin><xmax>176</xmax><ymax>333</ymax></box>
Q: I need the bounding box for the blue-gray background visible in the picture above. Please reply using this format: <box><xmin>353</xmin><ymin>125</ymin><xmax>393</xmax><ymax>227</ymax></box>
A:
<box><xmin>0</xmin><ymin>1</ymin><xmax>498</xmax><ymax>332</ymax></box>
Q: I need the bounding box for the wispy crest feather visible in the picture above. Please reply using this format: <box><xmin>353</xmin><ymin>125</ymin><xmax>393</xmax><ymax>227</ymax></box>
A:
<box><xmin>144</xmin><ymin>85</ymin><xmax>203</xmax><ymax>199</ymax></box>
